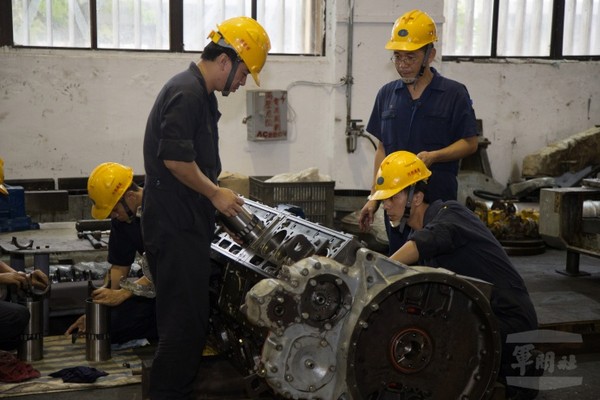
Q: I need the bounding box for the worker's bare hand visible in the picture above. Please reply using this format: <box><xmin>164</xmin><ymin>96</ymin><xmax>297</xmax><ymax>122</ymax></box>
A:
<box><xmin>0</xmin><ymin>271</ymin><xmax>29</xmax><ymax>289</ymax></box>
<box><xmin>358</xmin><ymin>200</ymin><xmax>380</xmax><ymax>232</ymax></box>
<box><xmin>210</xmin><ymin>187</ymin><xmax>244</xmax><ymax>218</ymax></box>
<box><xmin>91</xmin><ymin>287</ymin><xmax>129</xmax><ymax>306</ymax></box>
<box><xmin>416</xmin><ymin>151</ymin><xmax>435</xmax><ymax>167</ymax></box>
<box><xmin>30</xmin><ymin>269</ymin><xmax>49</xmax><ymax>290</ymax></box>
<box><xmin>65</xmin><ymin>314</ymin><xmax>86</xmax><ymax>335</ymax></box>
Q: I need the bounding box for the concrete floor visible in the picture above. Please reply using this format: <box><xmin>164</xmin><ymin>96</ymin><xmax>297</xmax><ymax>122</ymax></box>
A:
<box><xmin>10</xmin><ymin>247</ymin><xmax>600</xmax><ymax>400</ymax></box>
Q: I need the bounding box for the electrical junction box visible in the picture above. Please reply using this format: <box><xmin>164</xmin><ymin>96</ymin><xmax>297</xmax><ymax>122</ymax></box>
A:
<box><xmin>246</xmin><ymin>90</ymin><xmax>287</xmax><ymax>141</ymax></box>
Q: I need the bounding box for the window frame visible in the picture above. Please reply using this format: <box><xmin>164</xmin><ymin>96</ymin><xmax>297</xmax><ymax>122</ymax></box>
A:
<box><xmin>0</xmin><ymin>0</ymin><xmax>325</xmax><ymax>56</ymax></box>
<box><xmin>442</xmin><ymin>0</ymin><xmax>600</xmax><ymax>62</ymax></box>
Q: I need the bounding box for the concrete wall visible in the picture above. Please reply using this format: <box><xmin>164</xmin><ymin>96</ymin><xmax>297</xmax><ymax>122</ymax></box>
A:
<box><xmin>1</xmin><ymin>0</ymin><xmax>599</xmax><ymax>191</ymax></box>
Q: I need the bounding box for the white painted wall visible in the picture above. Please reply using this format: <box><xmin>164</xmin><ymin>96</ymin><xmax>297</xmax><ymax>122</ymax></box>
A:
<box><xmin>1</xmin><ymin>0</ymin><xmax>599</xmax><ymax>191</ymax></box>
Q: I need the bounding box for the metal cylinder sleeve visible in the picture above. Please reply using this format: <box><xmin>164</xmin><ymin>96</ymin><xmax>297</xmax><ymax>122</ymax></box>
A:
<box><xmin>219</xmin><ymin>205</ymin><xmax>266</xmax><ymax>245</ymax></box>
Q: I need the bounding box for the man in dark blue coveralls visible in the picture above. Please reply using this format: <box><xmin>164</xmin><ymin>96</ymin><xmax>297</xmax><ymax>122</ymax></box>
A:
<box><xmin>359</xmin><ymin>9</ymin><xmax>479</xmax><ymax>255</ymax></box>
<box><xmin>371</xmin><ymin>151</ymin><xmax>539</xmax><ymax>400</ymax></box>
<box><xmin>141</xmin><ymin>17</ymin><xmax>271</xmax><ymax>399</ymax></box>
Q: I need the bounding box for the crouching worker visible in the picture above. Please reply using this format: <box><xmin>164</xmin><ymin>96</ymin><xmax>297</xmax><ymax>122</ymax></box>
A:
<box><xmin>65</xmin><ymin>162</ymin><xmax>157</xmax><ymax>346</ymax></box>
<box><xmin>369</xmin><ymin>151</ymin><xmax>539</xmax><ymax>400</ymax></box>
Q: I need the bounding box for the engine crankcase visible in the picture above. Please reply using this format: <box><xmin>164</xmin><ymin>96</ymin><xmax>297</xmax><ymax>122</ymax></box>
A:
<box><xmin>244</xmin><ymin>248</ymin><xmax>501</xmax><ymax>400</ymax></box>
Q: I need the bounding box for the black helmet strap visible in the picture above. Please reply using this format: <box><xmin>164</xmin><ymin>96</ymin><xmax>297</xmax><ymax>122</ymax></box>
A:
<box><xmin>397</xmin><ymin>184</ymin><xmax>415</xmax><ymax>233</ymax></box>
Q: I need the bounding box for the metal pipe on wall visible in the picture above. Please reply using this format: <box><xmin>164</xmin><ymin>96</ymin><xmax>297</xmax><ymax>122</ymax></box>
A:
<box><xmin>345</xmin><ymin>0</ymin><xmax>354</xmax><ymax>127</ymax></box>
<box><xmin>344</xmin><ymin>0</ymin><xmax>376</xmax><ymax>153</ymax></box>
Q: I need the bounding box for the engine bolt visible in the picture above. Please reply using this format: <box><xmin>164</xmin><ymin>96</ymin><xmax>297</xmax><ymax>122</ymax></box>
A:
<box><xmin>285</xmin><ymin>374</ymin><xmax>294</xmax><ymax>381</ymax></box>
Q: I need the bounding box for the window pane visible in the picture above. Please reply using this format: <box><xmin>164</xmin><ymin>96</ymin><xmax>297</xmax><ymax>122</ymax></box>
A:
<box><xmin>12</xmin><ymin>0</ymin><xmax>90</xmax><ymax>47</ymax></box>
<box><xmin>183</xmin><ymin>0</ymin><xmax>323</xmax><ymax>55</ymax></box>
<box><xmin>183</xmin><ymin>0</ymin><xmax>250</xmax><ymax>52</ymax></box>
<box><xmin>563</xmin><ymin>0</ymin><xmax>600</xmax><ymax>55</ymax></box>
<box><xmin>256</xmin><ymin>0</ymin><xmax>323</xmax><ymax>55</ymax></box>
<box><xmin>497</xmin><ymin>0</ymin><xmax>553</xmax><ymax>56</ymax></box>
<box><xmin>443</xmin><ymin>0</ymin><xmax>493</xmax><ymax>56</ymax></box>
<box><xmin>97</xmin><ymin>0</ymin><xmax>169</xmax><ymax>49</ymax></box>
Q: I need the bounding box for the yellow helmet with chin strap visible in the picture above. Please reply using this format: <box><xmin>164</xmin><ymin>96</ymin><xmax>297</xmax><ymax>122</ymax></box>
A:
<box><xmin>88</xmin><ymin>162</ymin><xmax>133</xmax><ymax>220</ymax></box>
<box><xmin>208</xmin><ymin>16</ymin><xmax>271</xmax><ymax>86</ymax></box>
<box><xmin>0</xmin><ymin>158</ymin><xmax>8</xmax><ymax>196</ymax></box>
<box><xmin>369</xmin><ymin>151</ymin><xmax>431</xmax><ymax>201</ymax></box>
<box><xmin>386</xmin><ymin>10</ymin><xmax>438</xmax><ymax>52</ymax></box>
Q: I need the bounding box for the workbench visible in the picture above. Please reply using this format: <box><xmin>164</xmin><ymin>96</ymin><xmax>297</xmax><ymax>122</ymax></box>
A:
<box><xmin>0</xmin><ymin>222</ymin><xmax>109</xmax><ymax>334</ymax></box>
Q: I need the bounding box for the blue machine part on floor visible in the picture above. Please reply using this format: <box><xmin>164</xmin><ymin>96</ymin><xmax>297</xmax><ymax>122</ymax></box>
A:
<box><xmin>0</xmin><ymin>185</ymin><xmax>40</xmax><ymax>232</ymax></box>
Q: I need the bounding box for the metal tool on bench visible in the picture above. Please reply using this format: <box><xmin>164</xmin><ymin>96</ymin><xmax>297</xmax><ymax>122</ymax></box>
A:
<box><xmin>75</xmin><ymin>219</ymin><xmax>111</xmax><ymax>249</ymax></box>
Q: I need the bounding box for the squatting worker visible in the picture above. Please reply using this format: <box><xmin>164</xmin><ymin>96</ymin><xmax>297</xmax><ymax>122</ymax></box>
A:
<box><xmin>65</xmin><ymin>162</ymin><xmax>157</xmax><ymax>345</ymax></box>
<box><xmin>371</xmin><ymin>151</ymin><xmax>539</xmax><ymax>400</ymax></box>
<box><xmin>141</xmin><ymin>17</ymin><xmax>270</xmax><ymax>399</ymax></box>
<box><xmin>359</xmin><ymin>9</ymin><xmax>479</xmax><ymax>255</ymax></box>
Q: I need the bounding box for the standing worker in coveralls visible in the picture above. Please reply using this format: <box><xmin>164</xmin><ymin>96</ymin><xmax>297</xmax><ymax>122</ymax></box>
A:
<box><xmin>141</xmin><ymin>17</ymin><xmax>271</xmax><ymax>399</ymax></box>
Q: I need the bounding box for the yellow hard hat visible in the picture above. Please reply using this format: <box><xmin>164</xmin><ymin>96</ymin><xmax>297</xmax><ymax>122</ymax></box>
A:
<box><xmin>88</xmin><ymin>162</ymin><xmax>134</xmax><ymax>220</ymax></box>
<box><xmin>0</xmin><ymin>158</ymin><xmax>7</xmax><ymax>196</ymax></box>
<box><xmin>385</xmin><ymin>10</ymin><xmax>438</xmax><ymax>52</ymax></box>
<box><xmin>369</xmin><ymin>151</ymin><xmax>432</xmax><ymax>201</ymax></box>
<box><xmin>208</xmin><ymin>16</ymin><xmax>271</xmax><ymax>86</ymax></box>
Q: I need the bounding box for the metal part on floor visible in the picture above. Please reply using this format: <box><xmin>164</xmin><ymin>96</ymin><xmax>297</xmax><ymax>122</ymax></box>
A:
<box><xmin>539</xmin><ymin>181</ymin><xmax>600</xmax><ymax>276</ymax></box>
